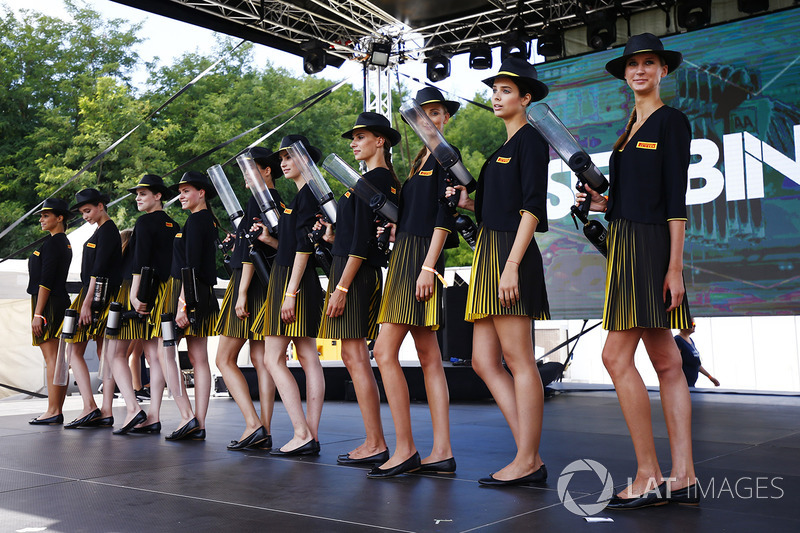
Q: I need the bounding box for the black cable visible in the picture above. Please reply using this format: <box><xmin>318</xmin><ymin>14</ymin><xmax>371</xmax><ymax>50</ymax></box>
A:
<box><xmin>0</xmin><ymin>382</ymin><xmax>47</xmax><ymax>398</ymax></box>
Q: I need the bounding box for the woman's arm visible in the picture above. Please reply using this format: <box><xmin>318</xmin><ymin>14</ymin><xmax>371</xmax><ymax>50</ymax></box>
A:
<box><xmin>325</xmin><ymin>256</ymin><xmax>363</xmax><ymax>318</ymax></box>
<box><xmin>664</xmin><ymin>219</ymin><xmax>686</xmax><ymax>313</ymax></box>
<box><xmin>280</xmin><ymin>252</ymin><xmax>311</xmax><ymax>324</ymax></box>
<box><xmin>498</xmin><ymin>212</ymin><xmax>538</xmax><ymax>308</ymax></box>
<box><xmin>235</xmin><ymin>263</ymin><xmax>256</xmax><ymax>319</ymax></box>
<box><xmin>417</xmin><ymin>228</ymin><xmax>448</xmax><ymax>302</ymax></box>
<box><xmin>32</xmin><ymin>286</ymin><xmax>50</xmax><ymax>337</ymax></box>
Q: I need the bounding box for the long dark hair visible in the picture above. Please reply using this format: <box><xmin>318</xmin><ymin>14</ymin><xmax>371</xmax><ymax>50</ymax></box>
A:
<box><xmin>613</xmin><ymin>109</ymin><xmax>637</xmax><ymax>151</ymax></box>
<box><xmin>408</xmin><ymin>147</ymin><xmax>427</xmax><ymax>179</ymax></box>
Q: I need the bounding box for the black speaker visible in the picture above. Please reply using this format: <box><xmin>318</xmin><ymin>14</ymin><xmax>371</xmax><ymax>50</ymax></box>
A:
<box><xmin>439</xmin><ymin>273</ymin><xmax>474</xmax><ymax>361</ymax></box>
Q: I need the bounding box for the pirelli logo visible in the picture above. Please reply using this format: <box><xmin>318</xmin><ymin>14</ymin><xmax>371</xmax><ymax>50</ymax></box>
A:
<box><xmin>175</xmin><ymin>233</ymin><xmax>182</xmax><ymax>238</ymax></box>
<box><xmin>344</xmin><ymin>191</ymin><xmax>351</xmax><ymax>198</ymax></box>
<box><xmin>33</xmin><ymin>250</ymin><xmax>40</xmax><ymax>256</ymax></box>
<box><xmin>166</xmin><ymin>222</ymin><xmax>173</xmax><ymax>227</ymax></box>
<box><xmin>496</xmin><ymin>156</ymin><xmax>511</xmax><ymax>164</ymax></box>
<box><xmin>284</xmin><ymin>208</ymin><xmax>292</xmax><ymax>214</ymax></box>
<box><xmin>390</xmin><ymin>187</ymin><xmax>396</xmax><ymax>194</ymax></box>
<box><xmin>86</xmin><ymin>242</ymin><xmax>96</xmax><ymax>249</ymax></box>
<box><xmin>419</xmin><ymin>170</ymin><xmax>433</xmax><ymax>176</ymax></box>
<box><xmin>636</xmin><ymin>141</ymin><xmax>658</xmax><ymax>150</ymax></box>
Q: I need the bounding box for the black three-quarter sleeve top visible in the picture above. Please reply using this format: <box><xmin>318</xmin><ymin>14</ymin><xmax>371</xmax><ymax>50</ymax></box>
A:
<box><xmin>27</xmin><ymin>233</ymin><xmax>72</xmax><ymax>299</ymax></box>
<box><xmin>81</xmin><ymin>220</ymin><xmax>122</xmax><ymax>292</ymax></box>
<box><xmin>275</xmin><ymin>185</ymin><xmax>317</xmax><ymax>268</ymax></box>
<box><xmin>231</xmin><ymin>192</ymin><xmax>283</xmax><ymax>269</ymax></box>
<box><xmin>397</xmin><ymin>154</ymin><xmax>458</xmax><ymax>246</ymax></box>
<box><xmin>171</xmin><ymin>209</ymin><xmax>219</xmax><ymax>286</ymax></box>
<box><xmin>475</xmin><ymin>123</ymin><xmax>549</xmax><ymax>233</ymax></box>
<box><xmin>331</xmin><ymin>167</ymin><xmax>399</xmax><ymax>269</ymax></box>
<box><xmin>605</xmin><ymin>105</ymin><xmax>691</xmax><ymax>224</ymax></box>
<box><xmin>130</xmin><ymin>210</ymin><xmax>179</xmax><ymax>282</ymax></box>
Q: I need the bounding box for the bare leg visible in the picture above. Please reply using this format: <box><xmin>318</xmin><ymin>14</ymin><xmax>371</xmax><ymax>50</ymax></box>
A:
<box><xmin>340</xmin><ymin>337</ymin><xmax>386</xmax><ymax>458</ymax></box>
<box><xmin>409</xmin><ymin>326</ymin><xmax>453</xmax><ymax>464</ymax></box>
<box><xmin>186</xmin><ymin>336</ymin><xmax>211</xmax><ymax>428</ymax></box>
<box><xmin>141</xmin><ymin>338</ymin><xmax>164</xmax><ymax>425</ymax></box>
<box><xmin>249</xmin><ymin>339</ymin><xmax>275</xmax><ymax>433</ymax></box>
<box><xmin>641</xmin><ymin>329</ymin><xmax>696</xmax><ymax>491</ymax></box>
<box><xmin>263</xmin><ymin>336</ymin><xmax>312</xmax><ymax>450</ymax></box>
<box><xmin>215</xmin><ymin>335</ymin><xmax>262</xmax><ymax>440</ymax></box>
<box><xmin>38</xmin><ymin>339</ymin><xmax>67</xmax><ymax>418</ymax></box>
<box><xmin>162</xmin><ymin>340</ymin><xmax>195</xmax><ymax>427</ymax></box>
<box><xmin>293</xmin><ymin>336</ymin><xmax>325</xmax><ymax>441</ymax></box>
<box><xmin>372</xmin><ymin>323</ymin><xmax>417</xmax><ymax>469</ymax></box>
<box><xmin>108</xmin><ymin>339</ymin><xmax>143</xmax><ymax>424</ymax></box>
<box><xmin>69</xmin><ymin>340</ymin><xmax>100</xmax><ymax>418</ymax></box>
<box><xmin>603</xmin><ymin>328</ymin><xmax>663</xmax><ymax>497</ymax></box>
<box><xmin>129</xmin><ymin>339</ymin><xmax>143</xmax><ymax>391</ymax></box>
<box><xmin>98</xmin><ymin>339</ymin><xmax>116</xmax><ymax>418</ymax></box>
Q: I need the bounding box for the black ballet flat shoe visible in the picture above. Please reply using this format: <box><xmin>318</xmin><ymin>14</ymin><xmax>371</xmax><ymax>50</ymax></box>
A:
<box><xmin>113</xmin><ymin>410</ymin><xmax>147</xmax><ymax>435</ymax></box>
<box><xmin>165</xmin><ymin>418</ymin><xmax>200</xmax><ymax>441</ymax></box>
<box><xmin>64</xmin><ymin>409</ymin><xmax>102</xmax><ymax>429</ymax></box>
<box><xmin>479</xmin><ymin>465</ymin><xmax>548</xmax><ymax>486</ymax></box>
<box><xmin>667</xmin><ymin>483</ymin><xmax>700</xmax><ymax>506</ymax></box>
<box><xmin>269</xmin><ymin>439</ymin><xmax>318</xmax><ymax>457</ymax></box>
<box><xmin>227</xmin><ymin>426</ymin><xmax>268</xmax><ymax>451</ymax></box>
<box><xmin>191</xmin><ymin>429</ymin><xmax>206</xmax><ymax>441</ymax></box>
<box><xmin>83</xmin><ymin>415</ymin><xmax>114</xmax><ymax>428</ymax></box>
<box><xmin>337</xmin><ymin>449</ymin><xmax>390</xmax><ymax>466</ymax></box>
<box><xmin>606</xmin><ymin>483</ymin><xmax>668</xmax><ymax>510</ymax></box>
<box><xmin>29</xmin><ymin>414</ymin><xmax>64</xmax><ymax>426</ymax></box>
<box><xmin>252</xmin><ymin>434</ymin><xmax>272</xmax><ymax>450</ymax></box>
<box><xmin>418</xmin><ymin>457</ymin><xmax>457</xmax><ymax>475</ymax></box>
<box><xmin>367</xmin><ymin>452</ymin><xmax>421</xmax><ymax>479</ymax></box>
<box><xmin>130</xmin><ymin>421</ymin><xmax>161</xmax><ymax>434</ymax></box>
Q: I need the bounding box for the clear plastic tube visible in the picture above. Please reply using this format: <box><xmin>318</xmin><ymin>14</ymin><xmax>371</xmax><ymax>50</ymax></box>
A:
<box><xmin>207</xmin><ymin>164</ymin><xmax>245</xmax><ymax>230</ymax></box>
<box><xmin>287</xmin><ymin>141</ymin><xmax>337</xmax><ymax>224</ymax></box>
<box><xmin>321</xmin><ymin>154</ymin><xmax>398</xmax><ymax>223</ymax></box>
<box><xmin>236</xmin><ymin>153</ymin><xmax>280</xmax><ymax>233</ymax></box>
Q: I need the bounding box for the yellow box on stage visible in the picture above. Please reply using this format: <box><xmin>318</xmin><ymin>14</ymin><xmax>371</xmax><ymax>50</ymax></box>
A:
<box><xmin>291</xmin><ymin>338</ymin><xmax>342</xmax><ymax>361</ymax></box>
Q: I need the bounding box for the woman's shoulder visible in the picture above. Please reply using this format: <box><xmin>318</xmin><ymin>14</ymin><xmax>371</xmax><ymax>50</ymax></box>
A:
<box><xmin>657</xmin><ymin>105</ymin><xmax>690</xmax><ymax>128</ymax></box>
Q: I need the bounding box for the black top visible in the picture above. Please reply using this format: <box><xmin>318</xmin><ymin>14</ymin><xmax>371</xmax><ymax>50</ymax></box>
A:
<box><xmin>231</xmin><ymin>193</ymin><xmax>283</xmax><ymax>269</ymax></box>
<box><xmin>81</xmin><ymin>220</ymin><xmax>122</xmax><ymax>291</ymax></box>
<box><xmin>275</xmin><ymin>185</ymin><xmax>317</xmax><ymax>267</ymax></box>
<box><xmin>27</xmin><ymin>233</ymin><xmax>72</xmax><ymax>300</ymax></box>
<box><xmin>171</xmin><ymin>209</ymin><xmax>219</xmax><ymax>286</ymax></box>
<box><xmin>675</xmin><ymin>335</ymin><xmax>701</xmax><ymax>386</ymax></box>
<box><xmin>332</xmin><ymin>167</ymin><xmax>398</xmax><ymax>268</ymax></box>
<box><xmin>397</xmin><ymin>154</ymin><xmax>458</xmax><ymax>247</ymax></box>
<box><xmin>130</xmin><ymin>210</ymin><xmax>179</xmax><ymax>282</ymax></box>
<box><xmin>475</xmin><ymin>124</ymin><xmax>549</xmax><ymax>233</ymax></box>
<box><xmin>606</xmin><ymin>105</ymin><xmax>690</xmax><ymax>224</ymax></box>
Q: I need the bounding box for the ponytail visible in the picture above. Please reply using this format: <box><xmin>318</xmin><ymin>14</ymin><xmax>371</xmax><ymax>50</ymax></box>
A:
<box><xmin>613</xmin><ymin>109</ymin><xmax>637</xmax><ymax>151</ymax></box>
<box><xmin>382</xmin><ymin>143</ymin><xmax>401</xmax><ymax>191</ymax></box>
<box><xmin>407</xmin><ymin>147</ymin><xmax>427</xmax><ymax>180</ymax></box>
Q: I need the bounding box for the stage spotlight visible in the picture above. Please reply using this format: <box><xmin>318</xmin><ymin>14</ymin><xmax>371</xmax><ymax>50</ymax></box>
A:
<box><xmin>537</xmin><ymin>28</ymin><xmax>563</xmax><ymax>57</ymax></box>
<box><xmin>426</xmin><ymin>53</ymin><xmax>451</xmax><ymax>82</ymax></box>
<box><xmin>469</xmin><ymin>42</ymin><xmax>492</xmax><ymax>70</ymax></box>
<box><xmin>501</xmin><ymin>31</ymin><xmax>529</xmax><ymax>61</ymax></box>
<box><xmin>738</xmin><ymin>0</ymin><xmax>768</xmax><ymax>13</ymax></box>
<box><xmin>302</xmin><ymin>40</ymin><xmax>327</xmax><ymax>74</ymax></box>
<box><xmin>586</xmin><ymin>12</ymin><xmax>617</xmax><ymax>50</ymax></box>
<box><xmin>677</xmin><ymin>0</ymin><xmax>712</xmax><ymax>30</ymax></box>
<box><xmin>369</xmin><ymin>40</ymin><xmax>391</xmax><ymax>67</ymax></box>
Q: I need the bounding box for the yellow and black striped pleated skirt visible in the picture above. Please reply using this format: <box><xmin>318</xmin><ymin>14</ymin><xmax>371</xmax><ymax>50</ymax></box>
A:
<box><xmin>215</xmin><ymin>268</ymin><xmax>267</xmax><ymax>340</ymax></box>
<box><xmin>465</xmin><ymin>226</ymin><xmax>550</xmax><ymax>322</ymax></box>
<box><xmin>254</xmin><ymin>262</ymin><xmax>323</xmax><ymax>338</ymax></box>
<box><xmin>377</xmin><ymin>232</ymin><xmax>443</xmax><ymax>330</ymax></box>
<box><xmin>31</xmin><ymin>292</ymin><xmax>70</xmax><ymax>346</ymax></box>
<box><xmin>318</xmin><ymin>255</ymin><xmax>381</xmax><ymax>340</ymax></box>
<box><xmin>145</xmin><ymin>279</ymin><xmax>172</xmax><ymax>339</ymax></box>
<box><xmin>65</xmin><ymin>287</ymin><xmax>111</xmax><ymax>342</ymax></box>
<box><xmin>602</xmin><ymin>219</ymin><xmax>691</xmax><ymax>331</ymax></box>
<box><xmin>116</xmin><ymin>279</ymin><xmax>148</xmax><ymax>341</ymax></box>
<box><xmin>163</xmin><ymin>276</ymin><xmax>219</xmax><ymax>338</ymax></box>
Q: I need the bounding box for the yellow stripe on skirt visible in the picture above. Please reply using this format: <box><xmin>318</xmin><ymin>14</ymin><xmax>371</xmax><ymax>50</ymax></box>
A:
<box><xmin>602</xmin><ymin>219</ymin><xmax>691</xmax><ymax>331</ymax></box>
<box><xmin>163</xmin><ymin>276</ymin><xmax>219</xmax><ymax>338</ymax></box>
<box><xmin>31</xmin><ymin>292</ymin><xmax>69</xmax><ymax>346</ymax></box>
<box><xmin>215</xmin><ymin>268</ymin><xmax>267</xmax><ymax>340</ymax></box>
<box><xmin>64</xmin><ymin>287</ymin><xmax>111</xmax><ymax>343</ymax></box>
<box><xmin>377</xmin><ymin>232</ymin><xmax>443</xmax><ymax>330</ymax></box>
<box><xmin>116</xmin><ymin>279</ymin><xmax>148</xmax><ymax>341</ymax></box>
<box><xmin>465</xmin><ymin>226</ymin><xmax>550</xmax><ymax>322</ymax></box>
<box><xmin>256</xmin><ymin>262</ymin><xmax>323</xmax><ymax>338</ymax></box>
<box><xmin>318</xmin><ymin>255</ymin><xmax>381</xmax><ymax>340</ymax></box>
<box><xmin>146</xmin><ymin>279</ymin><xmax>172</xmax><ymax>339</ymax></box>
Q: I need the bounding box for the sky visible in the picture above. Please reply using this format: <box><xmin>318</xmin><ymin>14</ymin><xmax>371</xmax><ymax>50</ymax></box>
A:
<box><xmin>1</xmin><ymin>0</ymin><xmax>545</xmax><ymax>107</ymax></box>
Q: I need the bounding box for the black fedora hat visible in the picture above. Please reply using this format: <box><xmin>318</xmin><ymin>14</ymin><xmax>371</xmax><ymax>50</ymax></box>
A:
<box><xmin>248</xmin><ymin>146</ymin><xmax>283</xmax><ymax>179</ymax></box>
<box><xmin>37</xmin><ymin>198</ymin><xmax>73</xmax><ymax>220</ymax></box>
<box><xmin>170</xmin><ymin>171</ymin><xmax>218</xmax><ymax>200</ymax></box>
<box><xmin>413</xmin><ymin>87</ymin><xmax>460</xmax><ymax>116</ymax></box>
<box><xmin>482</xmin><ymin>57</ymin><xmax>549</xmax><ymax>102</ymax></box>
<box><xmin>70</xmin><ymin>188</ymin><xmax>111</xmax><ymax>211</ymax></box>
<box><xmin>127</xmin><ymin>174</ymin><xmax>171</xmax><ymax>198</ymax></box>
<box><xmin>605</xmin><ymin>33</ymin><xmax>683</xmax><ymax>80</ymax></box>
<box><xmin>265</xmin><ymin>135</ymin><xmax>323</xmax><ymax>169</ymax></box>
<box><xmin>341</xmin><ymin>112</ymin><xmax>402</xmax><ymax>147</ymax></box>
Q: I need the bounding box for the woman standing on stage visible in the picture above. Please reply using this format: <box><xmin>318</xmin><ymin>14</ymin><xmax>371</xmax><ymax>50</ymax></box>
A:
<box><xmin>163</xmin><ymin>171</ymin><xmax>220</xmax><ymax>441</ymax></box>
<box><xmin>62</xmin><ymin>188</ymin><xmax>122</xmax><ymax>430</ymax></box>
<box><xmin>451</xmin><ymin>57</ymin><xmax>551</xmax><ymax>486</ymax></box>
<box><xmin>368</xmin><ymin>91</ymin><xmax>459</xmax><ymax>479</ymax></box>
<box><xmin>28</xmin><ymin>198</ymin><xmax>73</xmax><ymax>425</ymax></box>
<box><xmin>215</xmin><ymin>147</ymin><xmax>281</xmax><ymax>451</ymax></box>
<box><xmin>579</xmin><ymin>33</ymin><xmax>697</xmax><ymax>508</ymax></box>
<box><xmin>252</xmin><ymin>135</ymin><xmax>325</xmax><ymax>456</ymax></box>
<box><xmin>316</xmin><ymin>113</ymin><xmax>400</xmax><ymax>467</ymax></box>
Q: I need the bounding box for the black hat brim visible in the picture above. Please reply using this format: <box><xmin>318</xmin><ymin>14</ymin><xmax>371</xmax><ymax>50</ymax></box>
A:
<box><xmin>481</xmin><ymin>74</ymin><xmax>549</xmax><ymax>102</ymax></box>
<box><xmin>127</xmin><ymin>183</ymin><xmax>172</xmax><ymax>198</ymax></box>
<box><xmin>605</xmin><ymin>49</ymin><xmax>683</xmax><ymax>80</ymax></box>
<box><xmin>169</xmin><ymin>181</ymin><xmax>218</xmax><ymax>200</ymax></box>
<box><xmin>69</xmin><ymin>194</ymin><xmax>111</xmax><ymax>212</ymax></box>
<box><xmin>341</xmin><ymin>125</ymin><xmax>402</xmax><ymax>147</ymax></box>
<box><xmin>416</xmin><ymin>97</ymin><xmax>460</xmax><ymax>117</ymax></box>
<box><xmin>37</xmin><ymin>207</ymin><xmax>74</xmax><ymax>220</ymax></box>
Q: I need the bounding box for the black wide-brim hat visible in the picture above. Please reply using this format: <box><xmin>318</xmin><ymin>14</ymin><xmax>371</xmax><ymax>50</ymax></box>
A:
<box><xmin>70</xmin><ymin>188</ymin><xmax>112</xmax><ymax>211</ymax></box>
<box><xmin>127</xmin><ymin>174</ymin><xmax>171</xmax><ymax>197</ymax></box>
<box><xmin>264</xmin><ymin>135</ymin><xmax>323</xmax><ymax>169</ymax></box>
<box><xmin>37</xmin><ymin>198</ymin><xmax>74</xmax><ymax>220</ymax></box>
<box><xmin>482</xmin><ymin>57</ymin><xmax>549</xmax><ymax>102</ymax></box>
<box><xmin>605</xmin><ymin>33</ymin><xmax>683</xmax><ymax>80</ymax></box>
<box><xmin>341</xmin><ymin>112</ymin><xmax>402</xmax><ymax>147</ymax></box>
<box><xmin>413</xmin><ymin>87</ymin><xmax>460</xmax><ymax>116</ymax></box>
<box><xmin>248</xmin><ymin>146</ymin><xmax>283</xmax><ymax>179</ymax></box>
<box><xmin>170</xmin><ymin>171</ymin><xmax>218</xmax><ymax>200</ymax></box>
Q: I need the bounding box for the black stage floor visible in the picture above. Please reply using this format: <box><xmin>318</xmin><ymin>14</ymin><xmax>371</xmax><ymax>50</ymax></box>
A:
<box><xmin>1</xmin><ymin>388</ymin><xmax>799</xmax><ymax>532</ymax></box>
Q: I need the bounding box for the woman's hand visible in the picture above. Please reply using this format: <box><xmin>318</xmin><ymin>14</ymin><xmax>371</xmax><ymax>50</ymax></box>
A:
<box><xmin>663</xmin><ymin>268</ymin><xmax>685</xmax><ymax>313</ymax></box>
<box><xmin>176</xmin><ymin>306</ymin><xmax>189</xmax><ymax>329</ymax></box>
<box><xmin>445</xmin><ymin>185</ymin><xmax>474</xmax><ymax>211</ymax></box>
<box><xmin>575</xmin><ymin>183</ymin><xmax>608</xmax><ymax>213</ymax></box>
<box><xmin>326</xmin><ymin>289</ymin><xmax>346</xmax><ymax>318</ymax></box>
<box><xmin>235</xmin><ymin>292</ymin><xmax>249</xmax><ymax>319</ymax></box>
<box><xmin>79</xmin><ymin>300</ymin><xmax>92</xmax><ymax>327</ymax></box>
<box><xmin>281</xmin><ymin>294</ymin><xmax>297</xmax><ymax>324</ymax></box>
<box><xmin>415</xmin><ymin>269</ymin><xmax>435</xmax><ymax>302</ymax></box>
<box><xmin>376</xmin><ymin>222</ymin><xmax>396</xmax><ymax>243</ymax></box>
<box><xmin>32</xmin><ymin>316</ymin><xmax>44</xmax><ymax>337</ymax></box>
<box><xmin>498</xmin><ymin>261</ymin><xmax>520</xmax><ymax>308</ymax></box>
<box><xmin>130</xmin><ymin>295</ymin><xmax>148</xmax><ymax>315</ymax></box>
<box><xmin>313</xmin><ymin>216</ymin><xmax>335</xmax><ymax>244</ymax></box>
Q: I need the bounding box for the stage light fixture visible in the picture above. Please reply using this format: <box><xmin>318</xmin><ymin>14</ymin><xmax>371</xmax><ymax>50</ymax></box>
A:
<box><xmin>469</xmin><ymin>42</ymin><xmax>492</xmax><ymax>70</ymax></box>
<box><xmin>537</xmin><ymin>28</ymin><xmax>563</xmax><ymax>57</ymax></box>
<box><xmin>301</xmin><ymin>40</ymin><xmax>327</xmax><ymax>74</ymax></box>
<box><xmin>677</xmin><ymin>0</ymin><xmax>712</xmax><ymax>30</ymax></box>
<box><xmin>369</xmin><ymin>40</ymin><xmax>391</xmax><ymax>67</ymax></box>
<box><xmin>738</xmin><ymin>0</ymin><xmax>769</xmax><ymax>13</ymax></box>
<box><xmin>426</xmin><ymin>53</ymin><xmax>451</xmax><ymax>82</ymax></box>
<box><xmin>586</xmin><ymin>12</ymin><xmax>617</xmax><ymax>50</ymax></box>
<box><xmin>501</xmin><ymin>31</ymin><xmax>530</xmax><ymax>61</ymax></box>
